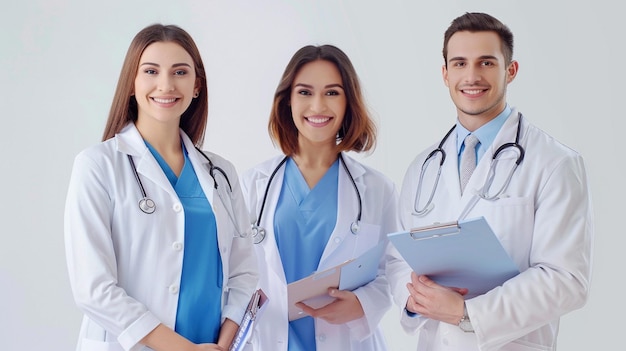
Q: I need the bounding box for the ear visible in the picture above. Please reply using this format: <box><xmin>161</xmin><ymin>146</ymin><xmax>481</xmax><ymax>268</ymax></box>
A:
<box><xmin>442</xmin><ymin>64</ymin><xmax>449</xmax><ymax>87</ymax></box>
<box><xmin>194</xmin><ymin>78</ymin><xmax>201</xmax><ymax>96</ymax></box>
<box><xmin>506</xmin><ymin>60</ymin><xmax>519</xmax><ymax>83</ymax></box>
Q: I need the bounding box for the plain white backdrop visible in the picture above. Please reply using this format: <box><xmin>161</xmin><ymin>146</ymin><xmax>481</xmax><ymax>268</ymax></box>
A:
<box><xmin>0</xmin><ymin>1</ymin><xmax>620</xmax><ymax>350</ymax></box>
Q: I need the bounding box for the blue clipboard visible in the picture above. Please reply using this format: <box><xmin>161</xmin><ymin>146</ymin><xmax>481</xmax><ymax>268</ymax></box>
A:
<box><xmin>387</xmin><ymin>217</ymin><xmax>519</xmax><ymax>298</ymax></box>
<box><xmin>287</xmin><ymin>241</ymin><xmax>385</xmax><ymax>321</ymax></box>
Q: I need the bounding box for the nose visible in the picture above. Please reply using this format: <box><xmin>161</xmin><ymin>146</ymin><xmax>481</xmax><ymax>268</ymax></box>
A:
<box><xmin>465</xmin><ymin>66</ymin><xmax>482</xmax><ymax>84</ymax></box>
<box><xmin>310</xmin><ymin>94</ymin><xmax>326</xmax><ymax>113</ymax></box>
<box><xmin>158</xmin><ymin>74</ymin><xmax>175</xmax><ymax>92</ymax></box>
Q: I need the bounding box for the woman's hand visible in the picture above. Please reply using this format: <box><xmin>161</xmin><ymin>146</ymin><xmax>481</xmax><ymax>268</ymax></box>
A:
<box><xmin>295</xmin><ymin>288</ymin><xmax>364</xmax><ymax>324</ymax></box>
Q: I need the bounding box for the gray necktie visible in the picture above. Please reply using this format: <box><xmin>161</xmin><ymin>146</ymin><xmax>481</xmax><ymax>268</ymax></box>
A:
<box><xmin>460</xmin><ymin>134</ymin><xmax>480</xmax><ymax>193</ymax></box>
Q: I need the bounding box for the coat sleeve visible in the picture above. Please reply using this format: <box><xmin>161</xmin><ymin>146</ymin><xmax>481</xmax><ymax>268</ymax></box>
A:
<box><xmin>473</xmin><ymin>152</ymin><xmax>594</xmax><ymax>350</ymax></box>
<box><xmin>217</xmin><ymin>158</ymin><xmax>260</xmax><ymax>326</ymax></box>
<box><xmin>64</xmin><ymin>151</ymin><xmax>160</xmax><ymax>351</ymax></box>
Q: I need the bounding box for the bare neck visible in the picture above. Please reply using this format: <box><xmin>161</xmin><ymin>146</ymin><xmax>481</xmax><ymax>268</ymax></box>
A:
<box><xmin>135</xmin><ymin>121</ymin><xmax>184</xmax><ymax>176</ymax></box>
<box><xmin>292</xmin><ymin>144</ymin><xmax>339</xmax><ymax>189</ymax></box>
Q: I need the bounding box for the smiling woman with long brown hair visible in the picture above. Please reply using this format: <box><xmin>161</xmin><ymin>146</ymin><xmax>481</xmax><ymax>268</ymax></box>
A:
<box><xmin>64</xmin><ymin>24</ymin><xmax>258</xmax><ymax>351</ymax></box>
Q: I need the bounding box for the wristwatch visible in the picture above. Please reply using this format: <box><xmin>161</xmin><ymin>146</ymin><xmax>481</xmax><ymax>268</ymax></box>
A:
<box><xmin>458</xmin><ymin>303</ymin><xmax>474</xmax><ymax>333</ymax></box>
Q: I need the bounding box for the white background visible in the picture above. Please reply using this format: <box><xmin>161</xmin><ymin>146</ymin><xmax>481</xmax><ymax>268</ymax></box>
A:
<box><xmin>0</xmin><ymin>1</ymin><xmax>620</xmax><ymax>350</ymax></box>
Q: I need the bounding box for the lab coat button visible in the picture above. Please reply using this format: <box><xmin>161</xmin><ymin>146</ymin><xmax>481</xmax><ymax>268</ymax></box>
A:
<box><xmin>169</xmin><ymin>284</ymin><xmax>179</xmax><ymax>294</ymax></box>
<box><xmin>317</xmin><ymin>334</ymin><xmax>326</xmax><ymax>342</ymax></box>
<box><xmin>172</xmin><ymin>242</ymin><xmax>183</xmax><ymax>251</ymax></box>
<box><xmin>173</xmin><ymin>203</ymin><xmax>182</xmax><ymax>212</ymax></box>
<box><xmin>334</xmin><ymin>237</ymin><xmax>341</xmax><ymax>244</ymax></box>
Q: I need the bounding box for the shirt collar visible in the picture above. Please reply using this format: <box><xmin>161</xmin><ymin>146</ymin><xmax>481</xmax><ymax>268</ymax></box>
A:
<box><xmin>456</xmin><ymin>104</ymin><xmax>512</xmax><ymax>155</ymax></box>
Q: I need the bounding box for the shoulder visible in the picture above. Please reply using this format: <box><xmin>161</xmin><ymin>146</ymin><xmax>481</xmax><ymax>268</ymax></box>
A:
<box><xmin>523</xmin><ymin>120</ymin><xmax>584</xmax><ymax>161</ymax></box>
<box><xmin>72</xmin><ymin>138</ymin><xmax>119</xmax><ymax>169</ymax></box>
<box><xmin>342</xmin><ymin>153</ymin><xmax>396</xmax><ymax>188</ymax></box>
<box><xmin>195</xmin><ymin>149</ymin><xmax>238</xmax><ymax>176</ymax></box>
<box><xmin>242</xmin><ymin>155</ymin><xmax>288</xmax><ymax>181</ymax></box>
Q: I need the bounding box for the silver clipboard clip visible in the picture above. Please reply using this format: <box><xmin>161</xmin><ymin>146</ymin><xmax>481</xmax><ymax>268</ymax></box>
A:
<box><xmin>409</xmin><ymin>221</ymin><xmax>460</xmax><ymax>240</ymax></box>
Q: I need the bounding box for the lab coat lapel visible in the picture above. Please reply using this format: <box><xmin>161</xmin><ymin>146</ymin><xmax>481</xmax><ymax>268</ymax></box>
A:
<box><xmin>180</xmin><ymin>134</ymin><xmax>214</xmax><ymax>208</ymax></box>
<box><xmin>319</xmin><ymin>153</ymin><xmax>367</xmax><ymax>266</ymax></box>
<box><xmin>115</xmin><ymin>123</ymin><xmax>178</xmax><ymax>199</ymax></box>
<box><xmin>441</xmin><ymin>133</ymin><xmax>463</xmax><ymax>201</ymax></box>
<box><xmin>457</xmin><ymin>110</ymin><xmax>522</xmax><ymax>216</ymax></box>
<box><xmin>256</xmin><ymin>156</ymin><xmax>288</xmax><ymax>282</ymax></box>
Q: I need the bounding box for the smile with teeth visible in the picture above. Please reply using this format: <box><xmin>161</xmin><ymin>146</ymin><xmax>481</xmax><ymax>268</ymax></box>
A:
<box><xmin>462</xmin><ymin>89</ymin><xmax>485</xmax><ymax>95</ymax></box>
<box><xmin>306</xmin><ymin>116</ymin><xmax>331</xmax><ymax>124</ymax></box>
<box><xmin>152</xmin><ymin>97</ymin><xmax>178</xmax><ymax>104</ymax></box>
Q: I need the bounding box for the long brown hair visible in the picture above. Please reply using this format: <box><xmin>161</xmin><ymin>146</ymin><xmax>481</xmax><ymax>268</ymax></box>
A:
<box><xmin>268</xmin><ymin>45</ymin><xmax>376</xmax><ymax>156</ymax></box>
<box><xmin>101</xmin><ymin>24</ymin><xmax>208</xmax><ymax>145</ymax></box>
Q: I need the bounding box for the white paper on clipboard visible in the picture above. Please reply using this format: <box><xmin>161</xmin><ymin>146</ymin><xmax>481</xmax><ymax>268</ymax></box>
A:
<box><xmin>287</xmin><ymin>241</ymin><xmax>386</xmax><ymax>321</ymax></box>
<box><xmin>387</xmin><ymin>216</ymin><xmax>519</xmax><ymax>298</ymax></box>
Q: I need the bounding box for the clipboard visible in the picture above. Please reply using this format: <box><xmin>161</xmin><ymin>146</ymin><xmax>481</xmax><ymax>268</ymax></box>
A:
<box><xmin>287</xmin><ymin>241</ymin><xmax>385</xmax><ymax>321</ymax></box>
<box><xmin>229</xmin><ymin>289</ymin><xmax>268</xmax><ymax>351</ymax></box>
<box><xmin>387</xmin><ymin>217</ymin><xmax>519</xmax><ymax>299</ymax></box>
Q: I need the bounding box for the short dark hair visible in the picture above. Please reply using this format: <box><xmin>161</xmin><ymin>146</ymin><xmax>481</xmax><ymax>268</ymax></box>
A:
<box><xmin>443</xmin><ymin>12</ymin><xmax>514</xmax><ymax>67</ymax></box>
<box><xmin>268</xmin><ymin>45</ymin><xmax>376</xmax><ymax>155</ymax></box>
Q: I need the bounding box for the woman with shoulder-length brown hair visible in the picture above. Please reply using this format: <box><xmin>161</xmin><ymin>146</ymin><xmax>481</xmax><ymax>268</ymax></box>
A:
<box><xmin>241</xmin><ymin>44</ymin><xmax>399</xmax><ymax>351</ymax></box>
<box><xmin>269</xmin><ymin>45</ymin><xmax>376</xmax><ymax>156</ymax></box>
<box><xmin>65</xmin><ymin>23</ymin><xmax>258</xmax><ymax>351</ymax></box>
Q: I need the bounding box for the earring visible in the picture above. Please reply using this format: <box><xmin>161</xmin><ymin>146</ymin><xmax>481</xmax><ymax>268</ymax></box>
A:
<box><xmin>336</xmin><ymin>124</ymin><xmax>346</xmax><ymax>142</ymax></box>
<box><xmin>193</xmin><ymin>92</ymin><xmax>199</xmax><ymax>98</ymax></box>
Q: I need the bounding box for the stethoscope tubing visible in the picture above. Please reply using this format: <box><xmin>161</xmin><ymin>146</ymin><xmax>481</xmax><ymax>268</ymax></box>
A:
<box><xmin>252</xmin><ymin>153</ymin><xmax>363</xmax><ymax>244</ymax></box>
<box><xmin>128</xmin><ymin>147</ymin><xmax>246</xmax><ymax>237</ymax></box>
<box><xmin>254</xmin><ymin>156</ymin><xmax>288</xmax><ymax>230</ymax></box>
<box><xmin>413</xmin><ymin>113</ymin><xmax>525</xmax><ymax>217</ymax></box>
<box><xmin>128</xmin><ymin>155</ymin><xmax>156</xmax><ymax>214</ymax></box>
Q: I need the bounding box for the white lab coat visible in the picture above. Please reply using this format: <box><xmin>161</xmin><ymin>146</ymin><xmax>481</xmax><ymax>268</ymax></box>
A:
<box><xmin>240</xmin><ymin>153</ymin><xmax>400</xmax><ymax>351</ymax></box>
<box><xmin>64</xmin><ymin>123</ymin><xmax>258</xmax><ymax>351</ymax></box>
<box><xmin>386</xmin><ymin>109</ymin><xmax>594</xmax><ymax>350</ymax></box>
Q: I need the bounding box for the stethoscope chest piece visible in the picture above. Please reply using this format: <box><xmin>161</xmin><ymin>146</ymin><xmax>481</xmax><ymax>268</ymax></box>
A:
<box><xmin>350</xmin><ymin>221</ymin><xmax>360</xmax><ymax>234</ymax></box>
<box><xmin>139</xmin><ymin>198</ymin><xmax>156</xmax><ymax>214</ymax></box>
<box><xmin>251</xmin><ymin>225</ymin><xmax>266</xmax><ymax>244</ymax></box>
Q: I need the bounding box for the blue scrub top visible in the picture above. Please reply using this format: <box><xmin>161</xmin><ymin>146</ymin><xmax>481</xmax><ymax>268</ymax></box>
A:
<box><xmin>146</xmin><ymin>141</ymin><xmax>223</xmax><ymax>344</ymax></box>
<box><xmin>274</xmin><ymin>158</ymin><xmax>339</xmax><ymax>350</ymax></box>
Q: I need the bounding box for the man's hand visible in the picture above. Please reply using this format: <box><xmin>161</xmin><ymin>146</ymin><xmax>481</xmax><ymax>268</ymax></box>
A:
<box><xmin>405</xmin><ymin>272</ymin><xmax>467</xmax><ymax>325</ymax></box>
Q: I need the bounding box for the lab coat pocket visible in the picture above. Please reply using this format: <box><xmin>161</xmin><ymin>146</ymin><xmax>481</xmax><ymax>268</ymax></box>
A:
<box><xmin>474</xmin><ymin>195</ymin><xmax>533</xmax><ymax>271</ymax></box>
<box><xmin>472</xmin><ymin>196</ymin><xmax>532</xmax><ymax>238</ymax></box>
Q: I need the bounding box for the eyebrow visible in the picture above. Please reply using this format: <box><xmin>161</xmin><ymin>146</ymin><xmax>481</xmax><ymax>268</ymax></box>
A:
<box><xmin>294</xmin><ymin>83</ymin><xmax>344</xmax><ymax>89</ymax></box>
<box><xmin>139</xmin><ymin>62</ymin><xmax>193</xmax><ymax>68</ymax></box>
<box><xmin>449</xmin><ymin>55</ymin><xmax>499</xmax><ymax>62</ymax></box>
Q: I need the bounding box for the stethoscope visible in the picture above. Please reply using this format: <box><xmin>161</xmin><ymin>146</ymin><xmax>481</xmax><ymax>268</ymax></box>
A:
<box><xmin>128</xmin><ymin>147</ymin><xmax>247</xmax><ymax>238</ymax></box>
<box><xmin>413</xmin><ymin>113</ymin><xmax>525</xmax><ymax>217</ymax></box>
<box><xmin>250</xmin><ymin>153</ymin><xmax>363</xmax><ymax>244</ymax></box>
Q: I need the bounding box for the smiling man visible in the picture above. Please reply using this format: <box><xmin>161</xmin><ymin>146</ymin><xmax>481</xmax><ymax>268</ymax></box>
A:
<box><xmin>386</xmin><ymin>12</ymin><xmax>595</xmax><ymax>351</ymax></box>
